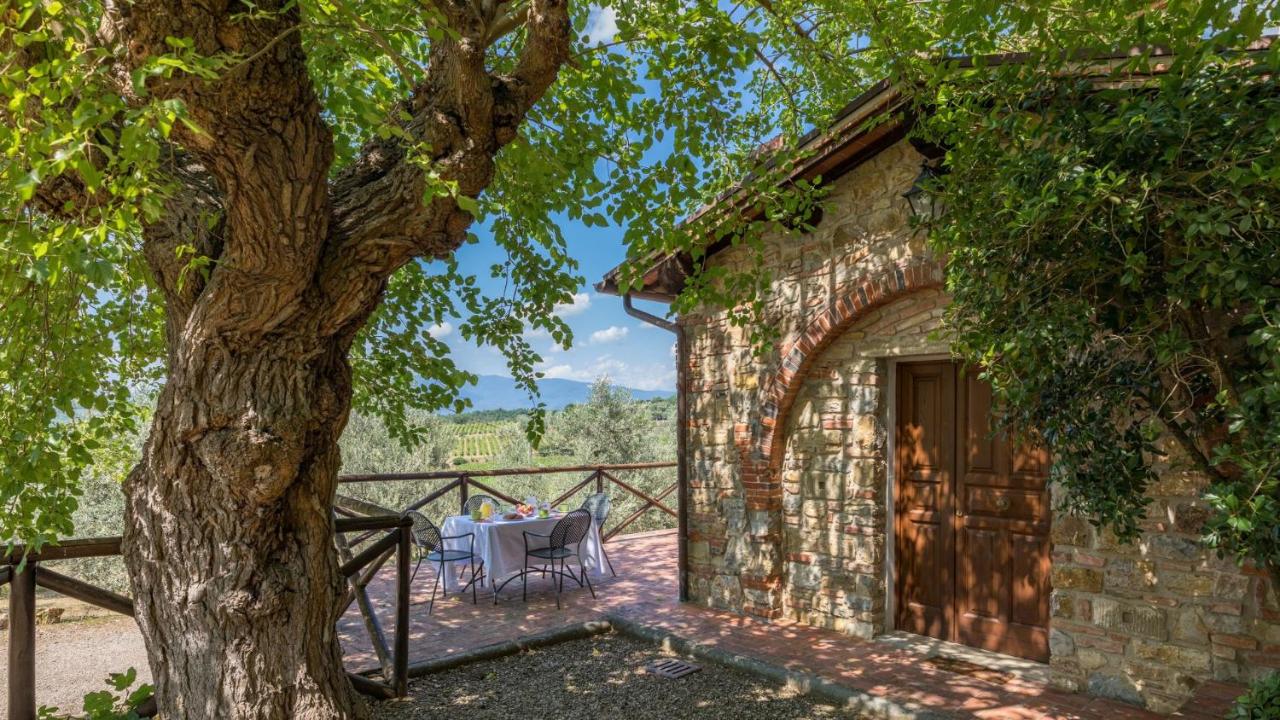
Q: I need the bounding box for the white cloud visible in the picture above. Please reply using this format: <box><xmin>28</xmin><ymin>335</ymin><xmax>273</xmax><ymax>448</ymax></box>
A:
<box><xmin>589</xmin><ymin>325</ymin><xmax>629</xmax><ymax>344</ymax></box>
<box><xmin>535</xmin><ymin>354</ymin><xmax>675</xmax><ymax>392</ymax></box>
<box><xmin>427</xmin><ymin>321</ymin><xmax>454</xmax><ymax>339</ymax></box>
<box><xmin>553</xmin><ymin>292</ymin><xmax>592</xmax><ymax>318</ymax></box>
<box><xmin>584</xmin><ymin>6</ymin><xmax>619</xmax><ymax>45</ymax></box>
<box><xmin>540</xmin><ymin>364</ymin><xmax>577</xmax><ymax>380</ymax></box>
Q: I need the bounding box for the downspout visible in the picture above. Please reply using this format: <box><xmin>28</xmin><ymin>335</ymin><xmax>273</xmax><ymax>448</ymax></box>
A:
<box><xmin>623</xmin><ymin>294</ymin><xmax>690</xmax><ymax>603</ymax></box>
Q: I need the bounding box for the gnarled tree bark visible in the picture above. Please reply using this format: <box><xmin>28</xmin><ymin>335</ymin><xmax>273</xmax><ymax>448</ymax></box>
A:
<box><xmin>31</xmin><ymin>0</ymin><xmax>575</xmax><ymax>717</ymax></box>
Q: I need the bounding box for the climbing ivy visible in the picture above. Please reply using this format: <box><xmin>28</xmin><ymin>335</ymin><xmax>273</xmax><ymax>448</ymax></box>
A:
<box><xmin>913</xmin><ymin>32</ymin><xmax>1280</xmax><ymax>579</ymax></box>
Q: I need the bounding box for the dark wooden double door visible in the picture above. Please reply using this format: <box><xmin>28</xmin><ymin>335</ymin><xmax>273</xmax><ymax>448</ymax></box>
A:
<box><xmin>893</xmin><ymin>361</ymin><xmax>1051</xmax><ymax>662</ymax></box>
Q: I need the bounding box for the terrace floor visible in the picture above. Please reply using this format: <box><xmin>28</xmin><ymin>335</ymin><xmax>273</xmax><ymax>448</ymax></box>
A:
<box><xmin>339</xmin><ymin>528</ymin><xmax>679</xmax><ymax>671</ymax></box>
<box><xmin>342</xmin><ymin>529</ymin><xmax>1241</xmax><ymax>720</ymax></box>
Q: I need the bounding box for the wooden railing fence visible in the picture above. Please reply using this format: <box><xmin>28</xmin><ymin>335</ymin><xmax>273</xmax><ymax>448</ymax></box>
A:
<box><xmin>2</xmin><ymin>462</ymin><xmax>677</xmax><ymax>720</ymax></box>
<box><xmin>3</xmin><ymin>515</ymin><xmax>415</xmax><ymax>720</ymax></box>
<box><xmin>334</xmin><ymin>462</ymin><xmax>678</xmax><ymax>543</ymax></box>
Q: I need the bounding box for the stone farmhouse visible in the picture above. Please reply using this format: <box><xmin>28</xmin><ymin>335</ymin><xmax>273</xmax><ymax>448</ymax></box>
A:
<box><xmin>597</xmin><ymin>56</ymin><xmax>1278</xmax><ymax>713</ymax></box>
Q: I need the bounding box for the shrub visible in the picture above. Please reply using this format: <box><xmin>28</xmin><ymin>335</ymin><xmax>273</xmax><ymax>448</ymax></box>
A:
<box><xmin>1231</xmin><ymin>673</ymin><xmax>1280</xmax><ymax>720</ymax></box>
<box><xmin>38</xmin><ymin>669</ymin><xmax>152</xmax><ymax>720</ymax></box>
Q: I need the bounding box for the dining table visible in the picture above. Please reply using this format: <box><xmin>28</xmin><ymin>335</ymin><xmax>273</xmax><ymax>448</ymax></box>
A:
<box><xmin>438</xmin><ymin>512</ymin><xmax>606</xmax><ymax>593</ymax></box>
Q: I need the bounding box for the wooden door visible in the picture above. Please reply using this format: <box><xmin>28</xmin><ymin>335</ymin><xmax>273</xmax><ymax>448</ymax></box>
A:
<box><xmin>893</xmin><ymin>361</ymin><xmax>956</xmax><ymax>643</ymax></box>
<box><xmin>894</xmin><ymin>361</ymin><xmax>1051</xmax><ymax>662</ymax></box>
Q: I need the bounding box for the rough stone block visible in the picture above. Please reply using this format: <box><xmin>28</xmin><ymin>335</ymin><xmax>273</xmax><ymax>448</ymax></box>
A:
<box><xmin>1051</xmin><ymin>515</ymin><xmax>1096</xmax><ymax>548</ymax></box>
<box><xmin>1148</xmin><ymin>469</ymin><xmax>1210</xmax><ymax>497</ymax></box>
<box><xmin>1078</xmin><ymin>649</ymin><xmax>1110</xmax><ymax>672</ymax></box>
<box><xmin>1051</xmin><ymin>592</ymin><xmax>1083</xmax><ymax>621</ymax></box>
<box><xmin>1163</xmin><ymin>571</ymin><xmax>1215</xmax><ymax>598</ymax></box>
<box><xmin>688</xmin><ymin>540</ymin><xmax>710</xmax><ymax>563</ymax></box>
<box><xmin>1143</xmin><ymin>534</ymin><xmax>1203</xmax><ymax>562</ymax></box>
<box><xmin>1052</xmin><ymin>566</ymin><xmax>1104</xmax><ymax>593</ymax></box>
<box><xmin>1050</xmin><ymin>671</ymin><xmax>1084</xmax><ymax>694</ymax></box>
<box><xmin>1050</xmin><ymin>628</ymin><xmax>1076</xmax><ymax>658</ymax></box>
<box><xmin>1133</xmin><ymin>641</ymin><xmax>1213</xmax><ymax>673</ymax></box>
<box><xmin>1172</xmin><ymin>608</ymin><xmax>1209</xmax><ymax>644</ymax></box>
<box><xmin>1092</xmin><ymin>597</ymin><xmax>1168</xmax><ymax>641</ymax></box>
<box><xmin>708</xmin><ymin>575</ymin><xmax>744</xmax><ymax>611</ymax></box>
<box><xmin>842</xmin><ymin>620</ymin><xmax>877</xmax><ymax>639</ymax></box>
<box><xmin>1213</xmin><ymin>572</ymin><xmax>1251</xmax><ymax>598</ymax></box>
<box><xmin>1087</xmin><ymin>672</ymin><xmax>1144</xmax><ymax>706</ymax></box>
<box><xmin>787</xmin><ymin>562</ymin><xmax>824</xmax><ymax>591</ymax></box>
<box><xmin>721</xmin><ymin>498</ymin><xmax>746</xmax><ymax>532</ymax></box>
<box><xmin>1104</xmin><ymin>558</ymin><xmax>1157</xmax><ymax>595</ymax></box>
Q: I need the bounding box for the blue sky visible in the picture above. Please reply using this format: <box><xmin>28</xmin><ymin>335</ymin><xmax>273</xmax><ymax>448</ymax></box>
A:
<box><xmin>434</xmin><ymin>211</ymin><xmax>679</xmax><ymax>392</ymax></box>
<box><xmin>426</xmin><ymin>7</ymin><xmax>679</xmax><ymax>394</ymax></box>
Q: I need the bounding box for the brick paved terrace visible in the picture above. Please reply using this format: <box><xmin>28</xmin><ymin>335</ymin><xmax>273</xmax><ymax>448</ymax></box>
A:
<box><xmin>339</xmin><ymin>528</ymin><xmax>680</xmax><ymax>671</ymax></box>
<box><xmin>339</xmin><ymin>529</ymin><xmax>1242</xmax><ymax>720</ymax></box>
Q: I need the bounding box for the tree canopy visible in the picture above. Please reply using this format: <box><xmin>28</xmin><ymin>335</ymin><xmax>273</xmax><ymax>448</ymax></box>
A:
<box><xmin>928</xmin><ymin>56</ymin><xmax>1280</xmax><ymax>575</ymax></box>
<box><xmin>0</xmin><ymin>0</ymin><xmax>869</xmax><ymax>548</ymax></box>
<box><xmin>4</xmin><ymin>0</ymin><xmax>1280</xmax><ymax>577</ymax></box>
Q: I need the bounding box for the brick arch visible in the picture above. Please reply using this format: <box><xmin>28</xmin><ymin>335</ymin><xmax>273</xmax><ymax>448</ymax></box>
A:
<box><xmin>733</xmin><ymin>259</ymin><xmax>945</xmax><ymax>515</ymax></box>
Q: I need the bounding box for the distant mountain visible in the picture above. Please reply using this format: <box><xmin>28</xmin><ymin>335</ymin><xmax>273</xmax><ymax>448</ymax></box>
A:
<box><xmin>454</xmin><ymin>374</ymin><xmax>673</xmax><ymax>412</ymax></box>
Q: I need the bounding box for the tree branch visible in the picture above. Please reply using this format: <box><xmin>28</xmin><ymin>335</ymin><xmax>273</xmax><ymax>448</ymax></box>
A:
<box><xmin>486</xmin><ymin>2</ymin><xmax>531</xmax><ymax>44</ymax></box>
<box><xmin>496</xmin><ymin>0</ymin><xmax>572</xmax><ymax>126</ymax></box>
<box><xmin>754</xmin><ymin>0</ymin><xmax>838</xmax><ymax>62</ymax></box>
<box><xmin>140</xmin><ymin>151</ymin><xmax>225</xmax><ymax>341</ymax></box>
<box><xmin>320</xmin><ymin>0</ymin><xmax>572</xmax><ymax>337</ymax></box>
<box><xmin>103</xmin><ymin>0</ymin><xmax>335</xmax><ymax>341</ymax></box>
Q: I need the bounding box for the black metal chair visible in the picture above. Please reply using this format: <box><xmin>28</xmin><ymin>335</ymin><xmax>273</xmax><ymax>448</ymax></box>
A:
<box><xmin>580</xmin><ymin>492</ymin><xmax>617</xmax><ymax>577</ymax></box>
<box><xmin>462</xmin><ymin>494</ymin><xmax>502</xmax><ymax>516</ymax></box>
<box><xmin>494</xmin><ymin>509</ymin><xmax>596</xmax><ymax>609</ymax></box>
<box><xmin>405</xmin><ymin>511</ymin><xmax>481</xmax><ymax>613</ymax></box>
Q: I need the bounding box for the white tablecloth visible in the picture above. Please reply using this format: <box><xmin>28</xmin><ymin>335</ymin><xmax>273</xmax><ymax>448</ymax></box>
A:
<box><xmin>438</xmin><ymin>513</ymin><xmax>605</xmax><ymax>592</ymax></box>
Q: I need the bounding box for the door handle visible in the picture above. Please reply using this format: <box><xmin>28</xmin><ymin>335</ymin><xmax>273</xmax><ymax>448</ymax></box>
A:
<box><xmin>994</xmin><ymin>496</ymin><xmax>1011</xmax><ymax>511</ymax></box>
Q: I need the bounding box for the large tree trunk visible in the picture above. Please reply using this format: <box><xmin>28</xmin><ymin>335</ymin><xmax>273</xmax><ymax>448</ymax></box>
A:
<box><xmin>79</xmin><ymin>1</ymin><xmax>574</xmax><ymax>716</ymax></box>
<box><xmin>122</xmin><ymin>337</ymin><xmax>364</xmax><ymax>719</ymax></box>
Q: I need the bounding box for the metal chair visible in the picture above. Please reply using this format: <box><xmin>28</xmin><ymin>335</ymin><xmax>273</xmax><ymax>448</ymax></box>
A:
<box><xmin>580</xmin><ymin>492</ymin><xmax>617</xmax><ymax>577</ymax></box>
<box><xmin>462</xmin><ymin>494</ymin><xmax>502</xmax><ymax>516</ymax></box>
<box><xmin>494</xmin><ymin>509</ymin><xmax>596</xmax><ymax>609</ymax></box>
<box><xmin>405</xmin><ymin>511</ymin><xmax>481</xmax><ymax>613</ymax></box>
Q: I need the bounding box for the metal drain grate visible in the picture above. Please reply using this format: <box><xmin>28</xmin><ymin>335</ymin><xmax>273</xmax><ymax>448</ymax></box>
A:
<box><xmin>644</xmin><ymin>658</ymin><xmax>702</xmax><ymax>679</ymax></box>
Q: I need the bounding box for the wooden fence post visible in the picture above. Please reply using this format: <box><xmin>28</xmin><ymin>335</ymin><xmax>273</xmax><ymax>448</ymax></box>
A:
<box><xmin>458</xmin><ymin>474</ymin><xmax>469</xmax><ymax>515</ymax></box>
<box><xmin>9</xmin><ymin>560</ymin><xmax>37</xmax><ymax>720</ymax></box>
<box><xmin>595</xmin><ymin>469</ymin><xmax>603</xmax><ymax>494</ymax></box>
<box><xmin>394</xmin><ymin>522</ymin><xmax>411</xmax><ymax>697</ymax></box>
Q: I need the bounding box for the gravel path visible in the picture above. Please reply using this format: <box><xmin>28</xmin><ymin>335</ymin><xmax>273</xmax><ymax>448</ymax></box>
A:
<box><xmin>0</xmin><ymin>614</ymin><xmax>151</xmax><ymax>716</ymax></box>
<box><xmin>372</xmin><ymin>633</ymin><xmax>853</xmax><ymax>719</ymax></box>
<box><xmin>6</xmin><ymin>620</ymin><xmax>854</xmax><ymax>718</ymax></box>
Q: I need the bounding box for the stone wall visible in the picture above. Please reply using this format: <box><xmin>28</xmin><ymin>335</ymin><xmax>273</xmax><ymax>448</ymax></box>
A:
<box><xmin>677</xmin><ymin>135</ymin><xmax>1277</xmax><ymax>713</ymax></box>
<box><xmin>1046</xmin><ymin>448</ymin><xmax>1280</xmax><ymax>712</ymax></box>
<box><xmin>779</xmin><ymin>288</ymin><xmax>949</xmax><ymax>638</ymax></box>
<box><xmin>682</xmin><ymin>139</ymin><xmax>934</xmax><ymax>618</ymax></box>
